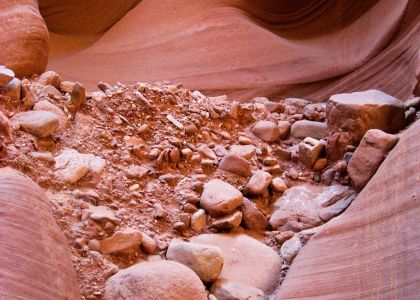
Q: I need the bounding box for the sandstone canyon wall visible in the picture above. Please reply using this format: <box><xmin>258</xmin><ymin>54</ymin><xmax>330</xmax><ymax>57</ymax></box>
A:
<box><xmin>1</xmin><ymin>0</ymin><xmax>419</xmax><ymax>100</ymax></box>
<box><xmin>0</xmin><ymin>168</ymin><xmax>80</xmax><ymax>299</ymax></box>
<box><xmin>275</xmin><ymin>119</ymin><xmax>420</xmax><ymax>299</ymax></box>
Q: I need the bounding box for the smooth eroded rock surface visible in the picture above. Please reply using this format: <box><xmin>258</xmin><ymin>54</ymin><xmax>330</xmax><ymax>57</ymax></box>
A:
<box><xmin>104</xmin><ymin>260</ymin><xmax>207</xmax><ymax>300</ymax></box>
<box><xmin>191</xmin><ymin>233</ymin><xmax>281</xmax><ymax>293</ymax></box>
<box><xmin>275</xmin><ymin>120</ymin><xmax>420</xmax><ymax>299</ymax></box>
<box><xmin>0</xmin><ymin>168</ymin><xmax>79</xmax><ymax>299</ymax></box>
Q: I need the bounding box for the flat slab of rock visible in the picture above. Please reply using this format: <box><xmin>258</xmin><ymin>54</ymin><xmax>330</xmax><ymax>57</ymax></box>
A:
<box><xmin>200</xmin><ymin>179</ymin><xmax>243</xmax><ymax>216</ymax></box>
<box><xmin>269</xmin><ymin>184</ymin><xmax>356</xmax><ymax>231</ymax></box>
<box><xmin>326</xmin><ymin>90</ymin><xmax>405</xmax><ymax>160</ymax></box>
<box><xmin>101</xmin><ymin>228</ymin><xmax>142</xmax><ymax>254</ymax></box>
<box><xmin>348</xmin><ymin>129</ymin><xmax>399</xmax><ymax>191</ymax></box>
<box><xmin>240</xmin><ymin>198</ymin><xmax>268</xmax><ymax>230</ymax></box>
<box><xmin>166</xmin><ymin>240</ymin><xmax>224</xmax><ymax>283</ymax></box>
<box><xmin>104</xmin><ymin>260</ymin><xmax>207</xmax><ymax>300</ymax></box>
<box><xmin>54</xmin><ymin>149</ymin><xmax>106</xmax><ymax>184</ymax></box>
<box><xmin>211</xmin><ymin>279</ymin><xmax>265</xmax><ymax>300</ymax></box>
<box><xmin>219</xmin><ymin>154</ymin><xmax>251</xmax><ymax>177</ymax></box>
<box><xmin>211</xmin><ymin>211</ymin><xmax>243</xmax><ymax>230</ymax></box>
<box><xmin>228</xmin><ymin>145</ymin><xmax>256</xmax><ymax>160</ymax></box>
<box><xmin>11</xmin><ymin>111</ymin><xmax>59</xmax><ymax>138</ymax></box>
<box><xmin>191</xmin><ymin>233</ymin><xmax>281</xmax><ymax>293</ymax></box>
<box><xmin>290</xmin><ymin>120</ymin><xmax>326</xmax><ymax>139</ymax></box>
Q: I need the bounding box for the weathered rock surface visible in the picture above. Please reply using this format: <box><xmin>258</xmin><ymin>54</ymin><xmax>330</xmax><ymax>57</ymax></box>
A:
<box><xmin>269</xmin><ymin>184</ymin><xmax>356</xmax><ymax>231</ymax></box>
<box><xmin>0</xmin><ymin>66</ymin><xmax>14</xmax><ymax>88</ymax></box>
<box><xmin>280</xmin><ymin>236</ymin><xmax>302</xmax><ymax>264</ymax></box>
<box><xmin>326</xmin><ymin>90</ymin><xmax>405</xmax><ymax>160</ymax></box>
<box><xmin>212</xmin><ymin>211</ymin><xmax>243</xmax><ymax>230</ymax></box>
<box><xmin>191</xmin><ymin>233</ymin><xmax>281</xmax><ymax>293</ymax></box>
<box><xmin>166</xmin><ymin>240</ymin><xmax>224</xmax><ymax>283</ymax></box>
<box><xmin>0</xmin><ymin>168</ymin><xmax>79</xmax><ymax>299</ymax></box>
<box><xmin>200</xmin><ymin>179</ymin><xmax>243</xmax><ymax>217</ymax></box>
<box><xmin>211</xmin><ymin>279</ymin><xmax>265</xmax><ymax>300</ymax></box>
<box><xmin>251</xmin><ymin>121</ymin><xmax>280</xmax><ymax>142</ymax></box>
<box><xmin>240</xmin><ymin>198</ymin><xmax>268</xmax><ymax>230</ymax></box>
<box><xmin>347</xmin><ymin>129</ymin><xmax>399</xmax><ymax>191</ymax></box>
<box><xmin>219</xmin><ymin>154</ymin><xmax>252</xmax><ymax>177</ymax></box>
<box><xmin>275</xmin><ymin>119</ymin><xmax>420</xmax><ymax>300</ymax></box>
<box><xmin>11</xmin><ymin>111</ymin><xmax>59</xmax><ymax>138</ymax></box>
<box><xmin>244</xmin><ymin>170</ymin><xmax>272</xmax><ymax>196</ymax></box>
<box><xmin>54</xmin><ymin>149</ymin><xmax>106</xmax><ymax>184</ymax></box>
<box><xmin>101</xmin><ymin>228</ymin><xmax>142</xmax><ymax>254</ymax></box>
<box><xmin>104</xmin><ymin>260</ymin><xmax>207</xmax><ymax>300</ymax></box>
<box><xmin>290</xmin><ymin>120</ymin><xmax>326</xmax><ymax>139</ymax></box>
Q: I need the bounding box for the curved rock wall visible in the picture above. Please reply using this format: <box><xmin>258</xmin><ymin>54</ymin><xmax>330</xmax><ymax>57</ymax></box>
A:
<box><xmin>38</xmin><ymin>0</ymin><xmax>142</xmax><ymax>34</ymax></box>
<box><xmin>0</xmin><ymin>168</ymin><xmax>80</xmax><ymax>299</ymax></box>
<box><xmin>275</xmin><ymin>120</ymin><xmax>420</xmax><ymax>299</ymax></box>
<box><xmin>0</xmin><ymin>0</ymin><xmax>49</xmax><ymax>78</ymax></box>
<box><xmin>45</xmin><ymin>0</ymin><xmax>420</xmax><ymax>100</ymax></box>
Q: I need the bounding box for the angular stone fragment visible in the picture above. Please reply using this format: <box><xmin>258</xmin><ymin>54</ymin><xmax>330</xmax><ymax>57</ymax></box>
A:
<box><xmin>54</xmin><ymin>149</ymin><xmax>106</xmax><ymax>184</ymax></box>
<box><xmin>166</xmin><ymin>240</ymin><xmax>224</xmax><ymax>283</ymax></box>
<box><xmin>228</xmin><ymin>145</ymin><xmax>256</xmax><ymax>160</ymax></box>
<box><xmin>251</xmin><ymin>120</ymin><xmax>280</xmax><ymax>142</ymax></box>
<box><xmin>1</xmin><ymin>77</ymin><xmax>21</xmax><ymax>104</ymax></box>
<box><xmin>298</xmin><ymin>137</ymin><xmax>324</xmax><ymax>168</ymax></box>
<box><xmin>280</xmin><ymin>236</ymin><xmax>302</xmax><ymax>264</ymax></box>
<box><xmin>291</xmin><ymin>120</ymin><xmax>326</xmax><ymax>139</ymax></box>
<box><xmin>326</xmin><ymin>90</ymin><xmax>404</xmax><ymax>160</ymax></box>
<box><xmin>269</xmin><ymin>184</ymin><xmax>356</xmax><ymax>231</ymax></box>
<box><xmin>219</xmin><ymin>154</ymin><xmax>251</xmax><ymax>177</ymax></box>
<box><xmin>271</xmin><ymin>177</ymin><xmax>288</xmax><ymax>193</ymax></box>
<box><xmin>212</xmin><ymin>211</ymin><xmax>242</xmax><ymax>230</ymax></box>
<box><xmin>240</xmin><ymin>198</ymin><xmax>267</xmax><ymax>230</ymax></box>
<box><xmin>0</xmin><ymin>66</ymin><xmax>14</xmax><ymax>88</ymax></box>
<box><xmin>347</xmin><ymin>129</ymin><xmax>399</xmax><ymax>191</ymax></box>
<box><xmin>11</xmin><ymin>111</ymin><xmax>59</xmax><ymax>138</ymax></box>
<box><xmin>200</xmin><ymin>179</ymin><xmax>243</xmax><ymax>216</ymax></box>
<box><xmin>101</xmin><ymin>228</ymin><xmax>142</xmax><ymax>254</ymax></box>
<box><xmin>244</xmin><ymin>170</ymin><xmax>272</xmax><ymax>196</ymax></box>
<box><xmin>191</xmin><ymin>209</ymin><xmax>207</xmax><ymax>231</ymax></box>
<box><xmin>38</xmin><ymin>70</ymin><xmax>62</xmax><ymax>88</ymax></box>
<box><xmin>211</xmin><ymin>279</ymin><xmax>265</xmax><ymax>300</ymax></box>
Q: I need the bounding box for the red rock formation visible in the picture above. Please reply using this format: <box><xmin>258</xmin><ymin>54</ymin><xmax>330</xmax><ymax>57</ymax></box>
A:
<box><xmin>0</xmin><ymin>0</ymin><xmax>49</xmax><ymax>77</ymax></box>
<box><xmin>38</xmin><ymin>0</ymin><xmax>141</xmax><ymax>34</ymax></box>
<box><xmin>275</xmin><ymin>120</ymin><xmax>420</xmax><ymax>299</ymax></box>
<box><xmin>0</xmin><ymin>168</ymin><xmax>80</xmax><ymax>299</ymax></box>
<box><xmin>45</xmin><ymin>0</ymin><xmax>420</xmax><ymax>101</ymax></box>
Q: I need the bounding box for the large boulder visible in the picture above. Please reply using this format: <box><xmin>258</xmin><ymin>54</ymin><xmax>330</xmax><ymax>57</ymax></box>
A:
<box><xmin>200</xmin><ymin>179</ymin><xmax>243</xmax><ymax>216</ymax></box>
<box><xmin>166</xmin><ymin>240</ymin><xmax>224</xmax><ymax>283</ymax></box>
<box><xmin>348</xmin><ymin>129</ymin><xmax>399</xmax><ymax>191</ymax></box>
<box><xmin>191</xmin><ymin>233</ymin><xmax>281</xmax><ymax>294</ymax></box>
<box><xmin>269</xmin><ymin>184</ymin><xmax>356</xmax><ymax>231</ymax></box>
<box><xmin>275</xmin><ymin>120</ymin><xmax>420</xmax><ymax>299</ymax></box>
<box><xmin>0</xmin><ymin>0</ymin><xmax>49</xmax><ymax>77</ymax></box>
<box><xmin>0</xmin><ymin>168</ymin><xmax>79</xmax><ymax>299</ymax></box>
<box><xmin>326</xmin><ymin>90</ymin><xmax>405</xmax><ymax>160</ymax></box>
<box><xmin>104</xmin><ymin>260</ymin><xmax>207</xmax><ymax>299</ymax></box>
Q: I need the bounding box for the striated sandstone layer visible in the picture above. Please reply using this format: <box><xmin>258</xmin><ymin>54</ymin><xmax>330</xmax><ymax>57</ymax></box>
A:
<box><xmin>0</xmin><ymin>168</ymin><xmax>79</xmax><ymax>299</ymax></box>
<box><xmin>275</xmin><ymin>119</ymin><xmax>420</xmax><ymax>299</ymax></box>
<box><xmin>45</xmin><ymin>0</ymin><xmax>420</xmax><ymax>101</ymax></box>
<box><xmin>0</xmin><ymin>0</ymin><xmax>49</xmax><ymax>78</ymax></box>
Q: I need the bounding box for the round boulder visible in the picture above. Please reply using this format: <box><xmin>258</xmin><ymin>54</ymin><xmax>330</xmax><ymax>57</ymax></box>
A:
<box><xmin>191</xmin><ymin>233</ymin><xmax>281</xmax><ymax>293</ymax></box>
<box><xmin>104</xmin><ymin>260</ymin><xmax>207</xmax><ymax>300</ymax></box>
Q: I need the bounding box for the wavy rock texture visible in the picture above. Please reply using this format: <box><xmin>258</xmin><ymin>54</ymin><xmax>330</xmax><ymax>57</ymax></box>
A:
<box><xmin>0</xmin><ymin>168</ymin><xmax>80</xmax><ymax>299</ymax></box>
<box><xmin>275</xmin><ymin>120</ymin><xmax>420</xmax><ymax>299</ymax></box>
<box><xmin>45</xmin><ymin>0</ymin><xmax>420</xmax><ymax>101</ymax></box>
<box><xmin>0</xmin><ymin>0</ymin><xmax>49</xmax><ymax>78</ymax></box>
<box><xmin>38</xmin><ymin>0</ymin><xmax>142</xmax><ymax>34</ymax></box>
